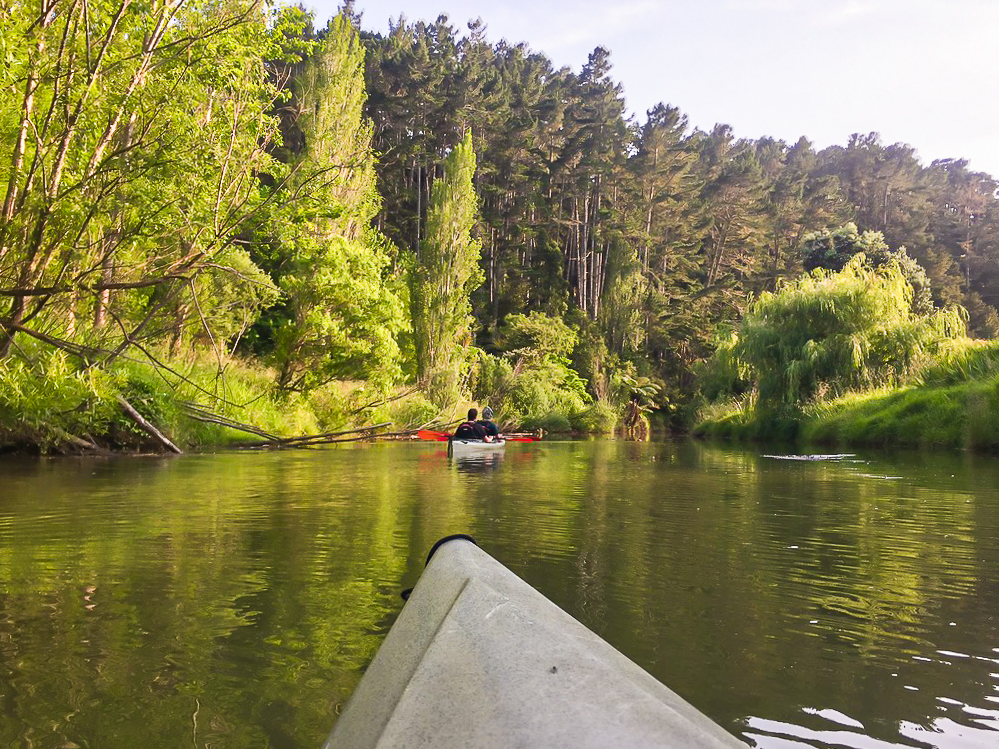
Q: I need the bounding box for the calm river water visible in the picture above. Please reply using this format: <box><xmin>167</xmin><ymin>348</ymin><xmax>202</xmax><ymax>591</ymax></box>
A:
<box><xmin>2</xmin><ymin>440</ymin><xmax>998</xmax><ymax>748</ymax></box>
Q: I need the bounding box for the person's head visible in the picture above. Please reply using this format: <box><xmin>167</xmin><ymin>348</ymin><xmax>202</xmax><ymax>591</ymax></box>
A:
<box><xmin>482</xmin><ymin>407</ymin><xmax>494</xmax><ymax>420</ymax></box>
<box><xmin>467</xmin><ymin>408</ymin><xmax>478</xmax><ymax>421</ymax></box>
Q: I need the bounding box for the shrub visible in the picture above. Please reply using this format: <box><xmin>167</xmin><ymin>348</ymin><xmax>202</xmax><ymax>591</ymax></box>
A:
<box><xmin>520</xmin><ymin>411</ymin><xmax>572</xmax><ymax>433</ymax></box>
<box><xmin>571</xmin><ymin>402</ymin><xmax>618</xmax><ymax>433</ymax></box>
<box><xmin>0</xmin><ymin>349</ymin><xmax>119</xmax><ymax>450</ymax></box>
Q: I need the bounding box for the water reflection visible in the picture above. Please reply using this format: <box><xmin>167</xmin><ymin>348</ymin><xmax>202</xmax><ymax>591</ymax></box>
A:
<box><xmin>450</xmin><ymin>452</ymin><xmax>504</xmax><ymax>473</ymax></box>
<box><xmin>0</xmin><ymin>443</ymin><xmax>997</xmax><ymax>749</ymax></box>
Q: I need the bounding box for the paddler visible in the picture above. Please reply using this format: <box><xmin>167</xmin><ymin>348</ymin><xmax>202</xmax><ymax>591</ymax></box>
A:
<box><xmin>477</xmin><ymin>406</ymin><xmax>499</xmax><ymax>438</ymax></box>
<box><xmin>454</xmin><ymin>408</ymin><xmax>492</xmax><ymax>441</ymax></box>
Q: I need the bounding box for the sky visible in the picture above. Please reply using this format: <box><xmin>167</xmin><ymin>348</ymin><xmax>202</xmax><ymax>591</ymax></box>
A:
<box><xmin>305</xmin><ymin>0</ymin><xmax>999</xmax><ymax>177</ymax></box>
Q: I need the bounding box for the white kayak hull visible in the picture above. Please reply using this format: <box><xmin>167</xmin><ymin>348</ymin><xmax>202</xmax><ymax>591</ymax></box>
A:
<box><xmin>448</xmin><ymin>437</ymin><xmax>505</xmax><ymax>456</ymax></box>
<box><xmin>324</xmin><ymin>536</ymin><xmax>746</xmax><ymax>749</ymax></box>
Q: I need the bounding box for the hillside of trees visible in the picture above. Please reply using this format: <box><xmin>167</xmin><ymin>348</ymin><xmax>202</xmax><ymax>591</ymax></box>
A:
<box><xmin>1</xmin><ymin>0</ymin><xmax>997</xmax><ymax>452</ymax></box>
<box><xmin>357</xmin><ymin>11</ymin><xmax>999</xmax><ymax>405</ymax></box>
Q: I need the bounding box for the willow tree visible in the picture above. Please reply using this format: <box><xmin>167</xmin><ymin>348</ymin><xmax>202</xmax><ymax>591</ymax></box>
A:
<box><xmin>724</xmin><ymin>255</ymin><xmax>966</xmax><ymax>408</ymax></box>
<box><xmin>410</xmin><ymin>131</ymin><xmax>482</xmax><ymax>401</ymax></box>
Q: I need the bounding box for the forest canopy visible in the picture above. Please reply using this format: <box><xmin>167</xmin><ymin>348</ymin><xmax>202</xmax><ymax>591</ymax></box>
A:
<box><xmin>1</xmin><ymin>0</ymin><xmax>997</xmax><ymax>450</ymax></box>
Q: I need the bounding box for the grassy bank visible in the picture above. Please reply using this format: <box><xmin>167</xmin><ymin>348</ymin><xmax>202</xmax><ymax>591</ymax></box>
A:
<box><xmin>0</xmin><ymin>342</ymin><xmax>621</xmax><ymax>454</ymax></box>
<box><xmin>0</xmin><ymin>343</ymin><xmax>444</xmax><ymax>454</ymax></box>
<box><xmin>694</xmin><ymin>340</ymin><xmax>999</xmax><ymax>452</ymax></box>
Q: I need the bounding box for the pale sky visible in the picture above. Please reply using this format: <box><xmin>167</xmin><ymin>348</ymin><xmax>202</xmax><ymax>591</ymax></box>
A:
<box><xmin>306</xmin><ymin>0</ymin><xmax>999</xmax><ymax>178</ymax></box>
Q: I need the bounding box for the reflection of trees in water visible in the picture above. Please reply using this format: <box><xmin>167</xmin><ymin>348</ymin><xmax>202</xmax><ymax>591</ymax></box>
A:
<box><xmin>1</xmin><ymin>443</ymin><xmax>998</xmax><ymax>748</ymax></box>
<box><xmin>0</xmin><ymin>451</ymin><xmax>417</xmax><ymax>747</ymax></box>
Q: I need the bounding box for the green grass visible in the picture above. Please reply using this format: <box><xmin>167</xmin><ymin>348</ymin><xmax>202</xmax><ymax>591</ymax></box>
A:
<box><xmin>0</xmin><ymin>343</ymin><xmax>453</xmax><ymax>453</ymax></box>
<box><xmin>694</xmin><ymin>337</ymin><xmax>999</xmax><ymax>452</ymax></box>
<box><xmin>695</xmin><ymin>361</ymin><xmax>999</xmax><ymax>453</ymax></box>
<box><xmin>802</xmin><ymin>377</ymin><xmax>999</xmax><ymax>450</ymax></box>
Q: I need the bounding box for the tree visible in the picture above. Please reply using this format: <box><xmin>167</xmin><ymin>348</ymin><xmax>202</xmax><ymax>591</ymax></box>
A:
<box><xmin>250</xmin><ymin>12</ymin><xmax>406</xmax><ymax>392</ymax></box>
<box><xmin>717</xmin><ymin>255</ymin><xmax>965</xmax><ymax>408</ymax></box>
<box><xmin>0</xmin><ymin>0</ymin><xmax>285</xmax><ymax>360</ymax></box>
<box><xmin>410</xmin><ymin>131</ymin><xmax>483</xmax><ymax>402</ymax></box>
<box><xmin>802</xmin><ymin>223</ymin><xmax>932</xmax><ymax>314</ymax></box>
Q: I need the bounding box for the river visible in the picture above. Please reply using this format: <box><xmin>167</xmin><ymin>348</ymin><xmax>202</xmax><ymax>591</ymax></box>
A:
<box><xmin>1</xmin><ymin>440</ymin><xmax>998</xmax><ymax>748</ymax></box>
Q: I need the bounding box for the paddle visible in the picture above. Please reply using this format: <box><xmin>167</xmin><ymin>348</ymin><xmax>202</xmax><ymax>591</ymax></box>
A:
<box><xmin>416</xmin><ymin>430</ymin><xmax>537</xmax><ymax>443</ymax></box>
<box><xmin>417</xmin><ymin>430</ymin><xmax>450</xmax><ymax>442</ymax></box>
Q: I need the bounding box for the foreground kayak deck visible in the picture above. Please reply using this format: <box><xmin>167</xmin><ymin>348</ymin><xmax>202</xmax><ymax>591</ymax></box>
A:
<box><xmin>324</xmin><ymin>536</ymin><xmax>746</xmax><ymax>749</ymax></box>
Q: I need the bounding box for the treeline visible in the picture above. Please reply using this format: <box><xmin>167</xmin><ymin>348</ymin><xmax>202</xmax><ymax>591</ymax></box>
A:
<box><xmin>2</xmin><ymin>0</ymin><xmax>998</xmax><ymax>450</ymax></box>
<box><xmin>358</xmin><ymin>11</ymin><xmax>999</xmax><ymax>408</ymax></box>
<box><xmin>0</xmin><ymin>1</ymin><xmax>420</xmax><ymax>449</ymax></box>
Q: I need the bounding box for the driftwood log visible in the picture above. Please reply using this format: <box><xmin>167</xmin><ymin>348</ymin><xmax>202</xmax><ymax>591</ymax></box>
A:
<box><xmin>230</xmin><ymin>422</ymin><xmax>395</xmax><ymax>449</ymax></box>
<box><xmin>116</xmin><ymin>395</ymin><xmax>183</xmax><ymax>454</ymax></box>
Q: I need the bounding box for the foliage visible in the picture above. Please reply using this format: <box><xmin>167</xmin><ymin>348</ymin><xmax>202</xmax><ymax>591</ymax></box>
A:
<box><xmin>695</xmin><ymin>331</ymin><xmax>750</xmax><ymax>403</ymax></box>
<box><xmin>0</xmin><ymin>0</ymin><xmax>285</xmax><ymax>358</ymax></box>
<box><xmin>410</xmin><ymin>131</ymin><xmax>483</xmax><ymax>404</ymax></box>
<box><xmin>498</xmin><ymin>356</ymin><xmax>591</xmax><ymax>430</ymax></box>
<box><xmin>0</xmin><ymin>340</ymin><xmax>330</xmax><ymax>452</ymax></box>
<box><xmin>494</xmin><ymin>312</ymin><xmax>578</xmax><ymax>363</ymax></box>
<box><xmin>252</xmin><ymin>12</ymin><xmax>406</xmax><ymax>392</ymax></box>
<box><xmin>0</xmin><ymin>348</ymin><xmax>118</xmax><ymax>450</ymax></box>
<box><xmin>794</xmin><ymin>337</ymin><xmax>999</xmax><ymax>450</ymax></box>
<box><xmin>802</xmin><ymin>223</ymin><xmax>933</xmax><ymax>314</ymax></box>
<box><xmin>711</xmin><ymin>255</ymin><xmax>966</xmax><ymax>410</ymax></box>
<box><xmin>4</xmin><ymin>4</ymin><xmax>999</xmax><ymax>449</ymax></box>
<box><xmin>914</xmin><ymin>338</ymin><xmax>999</xmax><ymax>386</ymax></box>
<box><xmin>471</xmin><ymin>349</ymin><xmax>600</xmax><ymax>431</ymax></box>
<box><xmin>802</xmin><ymin>378</ymin><xmax>999</xmax><ymax>451</ymax></box>
<box><xmin>570</xmin><ymin>402</ymin><xmax>618</xmax><ymax>433</ymax></box>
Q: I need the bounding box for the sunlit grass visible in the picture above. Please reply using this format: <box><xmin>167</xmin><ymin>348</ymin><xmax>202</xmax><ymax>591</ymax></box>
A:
<box><xmin>696</xmin><ymin>339</ymin><xmax>999</xmax><ymax>451</ymax></box>
<box><xmin>802</xmin><ymin>377</ymin><xmax>999</xmax><ymax>450</ymax></box>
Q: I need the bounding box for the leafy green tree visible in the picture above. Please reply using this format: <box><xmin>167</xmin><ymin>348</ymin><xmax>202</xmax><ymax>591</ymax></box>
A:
<box><xmin>925</xmin><ymin>159</ymin><xmax>999</xmax><ymax>335</ymax></box>
<box><xmin>410</xmin><ymin>131</ymin><xmax>482</xmax><ymax>401</ymax></box>
<box><xmin>495</xmin><ymin>311</ymin><xmax>578</xmax><ymax>363</ymax></box>
<box><xmin>756</xmin><ymin>136</ymin><xmax>846</xmax><ymax>286</ymax></box>
<box><xmin>252</xmin><ymin>13</ymin><xmax>406</xmax><ymax>392</ymax></box>
<box><xmin>716</xmin><ymin>255</ymin><xmax>965</xmax><ymax>408</ymax></box>
<box><xmin>0</xmin><ymin>0</ymin><xmax>285</xmax><ymax>359</ymax></box>
<box><xmin>697</xmin><ymin>125</ymin><xmax>766</xmax><ymax>291</ymax></box>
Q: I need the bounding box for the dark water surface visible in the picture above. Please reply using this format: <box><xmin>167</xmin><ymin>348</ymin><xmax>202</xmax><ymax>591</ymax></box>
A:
<box><xmin>2</xmin><ymin>440</ymin><xmax>999</xmax><ymax>748</ymax></box>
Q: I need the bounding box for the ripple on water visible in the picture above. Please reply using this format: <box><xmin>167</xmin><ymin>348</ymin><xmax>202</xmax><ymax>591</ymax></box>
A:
<box><xmin>2</xmin><ymin>443</ymin><xmax>999</xmax><ymax>749</ymax></box>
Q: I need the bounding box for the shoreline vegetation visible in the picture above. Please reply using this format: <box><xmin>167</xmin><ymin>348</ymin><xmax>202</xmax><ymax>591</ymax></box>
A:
<box><xmin>2</xmin><ymin>4</ymin><xmax>998</xmax><ymax>455</ymax></box>
<box><xmin>693</xmin><ymin>249</ymin><xmax>999</xmax><ymax>452</ymax></box>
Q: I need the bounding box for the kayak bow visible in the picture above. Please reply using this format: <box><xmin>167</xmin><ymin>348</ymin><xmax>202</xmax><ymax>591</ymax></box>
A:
<box><xmin>324</xmin><ymin>536</ymin><xmax>746</xmax><ymax>749</ymax></box>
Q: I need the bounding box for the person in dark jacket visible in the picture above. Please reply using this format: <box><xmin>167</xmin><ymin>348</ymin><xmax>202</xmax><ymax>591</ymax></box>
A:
<box><xmin>477</xmin><ymin>406</ymin><xmax>499</xmax><ymax>437</ymax></box>
<box><xmin>454</xmin><ymin>408</ymin><xmax>489</xmax><ymax>440</ymax></box>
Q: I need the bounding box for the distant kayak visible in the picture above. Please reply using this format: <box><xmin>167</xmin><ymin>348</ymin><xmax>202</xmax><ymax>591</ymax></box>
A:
<box><xmin>324</xmin><ymin>535</ymin><xmax>746</xmax><ymax>749</ymax></box>
<box><xmin>448</xmin><ymin>437</ymin><xmax>506</xmax><ymax>456</ymax></box>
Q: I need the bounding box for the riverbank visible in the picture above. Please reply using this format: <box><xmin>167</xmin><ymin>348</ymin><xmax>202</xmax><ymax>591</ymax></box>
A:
<box><xmin>0</xmin><ymin>344</ymin><xmax>620</xmax><ymax>455</ymax></box>
<box><xmin>694</xmin><ymin>340</ymin><xmax>999</xmax><ymax>452</ymax></box>
<box><xmin>0</xmin><ymin>345</ymin><xmax>437</xmax><ymax>454</ymax></box>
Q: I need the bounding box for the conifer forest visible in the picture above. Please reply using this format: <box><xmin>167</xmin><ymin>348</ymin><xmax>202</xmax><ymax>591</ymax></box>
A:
<box><xmin>2</xmin><ymin>0</ymin><xmax>999</xmax><ymax>451</ymax></box>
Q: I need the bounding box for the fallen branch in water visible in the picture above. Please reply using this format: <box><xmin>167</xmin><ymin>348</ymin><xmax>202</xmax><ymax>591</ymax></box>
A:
<box><xmin>232</xmin><ymin>422</ymin><xmax>394</xmax><ymax>449</ymax></box>
<box><xmin>179</xmin><ymin>402</ymin><xmax>280</xmax><ymax>441</ymax></box>
<box><xmin>51</xmin><ymin>427</ymin><xmax>112</xmax><ymax>455</ymax></box>
<box><xmin>117</xmin><ymin>395</ymin><xmax>182</xmax><ymax>454</ymax></box>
